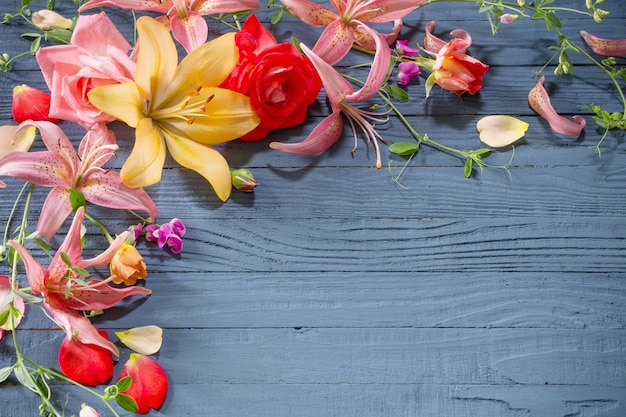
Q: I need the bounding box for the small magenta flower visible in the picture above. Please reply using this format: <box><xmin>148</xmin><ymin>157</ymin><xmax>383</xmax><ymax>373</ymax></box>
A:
<box><xmin>145</xmin><ymin>219</ymin><xmax>186</xmax><ymax>254</ymax></box>
<box><xmin>395</xmin><ymin>40</ymin><xmax>419</xmax><ymax>57</ymax></box>
<box><xmin>397</xmin><ymin>62</ymin><xmax>420</xmax><ymax>85</ymax></box>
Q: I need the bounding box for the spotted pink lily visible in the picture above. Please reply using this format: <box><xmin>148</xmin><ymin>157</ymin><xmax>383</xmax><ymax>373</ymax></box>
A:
<box><xmin>270</xmin><ymin>24</ymin><xmax>390</xmax><ymax>168</ymax></box>
<box><xmin>281</xmin><ymin>0</ymin><xmax>426</xmax><ymax>65</ymax></box>
<box><xmin>528</xmin><ymin>76</ymin><xmax>586</xmax><ymax>137</ymax></box>
<box><xmin>0</xmin><ymin>121</ymin><xmax>157</xmax><ymax>240</ymax></box>
<box><xmin>79</xmin><ymin>0</ymin><xmax>260</xmax><ymax>53</ymax></box>
<box><xmin>8</xmin><ymin>207</ymin><xmax>152</xmax><ymax>356</ymax></box>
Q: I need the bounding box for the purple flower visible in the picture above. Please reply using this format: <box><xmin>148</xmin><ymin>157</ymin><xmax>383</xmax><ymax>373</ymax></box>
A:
<box><xmin>144</xmin><ymin>219</ymin><xmax>186</xmax><ymax>253</ymax></box>
<box><xmin>396</xmin><ymin>40</ymin><xmax>420</xmax><ymax>57</ymax></box>
<box><xmin>397</xmin><ymin>61</ymin><xmax>420</xmax><ymax>85</ymax></box>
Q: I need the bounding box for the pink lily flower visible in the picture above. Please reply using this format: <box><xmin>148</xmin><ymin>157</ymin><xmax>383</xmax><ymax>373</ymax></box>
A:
<box><xmin>79</xmin><ymin>0</ymin><xmax>260</xmax><ymax>53</ymax></box>
<box><xmin>580</xmin><ymin>30</ymin><xmax>626</xmax><ymax>57</ymax></box>
<box><xmin>281</xmin><ymin>0</ymin><xmax>426</xmax><ymax>65</ymax></box>
<box><xmin>8</xmin><ymin>207</ymin><xmax>152</xmax><ymax>356</ymax></box>
<box><xmin>528</xmin><ymin>76</ymin><xmax>586</xmax><ymax>137</ymax></box>
<box><xmin>0</xmin><ymin>121</ymin><xmax>157</xmax><ymax>240</ymax></box>
<box><xmin>270</xmin><ymin>24</ymin><xmax>390</xmax><ymax>168</ymax></box>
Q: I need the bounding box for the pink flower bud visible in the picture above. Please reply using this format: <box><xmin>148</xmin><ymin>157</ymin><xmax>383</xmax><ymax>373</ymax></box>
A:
<box><xmin>79</xmin><ymin>404</ymin><xmax>102</xmax><ymax>417</ymax></box>
<box><xmin>500</xmin><ymin>14</ymin><xmax>520</xmax><ymax>24</ymax></box>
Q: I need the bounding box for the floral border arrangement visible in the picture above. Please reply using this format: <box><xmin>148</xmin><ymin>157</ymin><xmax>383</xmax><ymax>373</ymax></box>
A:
<box><xmin>0</xmin><ymin>0</ymin><xmax>624</xmax><ymax>415</ymax></box>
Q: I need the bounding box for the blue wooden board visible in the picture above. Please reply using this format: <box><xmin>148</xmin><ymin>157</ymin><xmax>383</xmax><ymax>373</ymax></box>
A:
<box><xmin>1</xmin><ymin>0</ymin><xmax>625</xmax><ymax>416</ymax></box>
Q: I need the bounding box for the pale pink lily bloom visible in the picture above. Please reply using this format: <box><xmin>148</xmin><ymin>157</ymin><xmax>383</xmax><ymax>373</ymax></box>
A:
<box><xmin>281</xmin><ymin>0</ymin><xmax>426</xmax><ymax>65</ymax></box>
<box><xmin>580</xmin><ymin>31</ymin><xmax>626</xmax><ymax>57</ymax></box>
<box><xmin>528</xmin><ymin>76</ymin><xmax>586</xmax><ymax>137</ymax></box>
<box><xmin>79</xmin><ymin>0</ymin><xmax>260</xmax><ymax>53</ymax></box>
<box><xmin>270</xmin><ymin>24</ymin><xmax>391</xmax><ymax>168</ymax></box>
<box><xmin>0</xmin><ymin>121</ymin><xmax>157</xmax><ymax>240</ymax></box>
<box><xmin>8</xmin><ymin>207</ymin><xmax>152</xmax><ymax>356</ymax></box>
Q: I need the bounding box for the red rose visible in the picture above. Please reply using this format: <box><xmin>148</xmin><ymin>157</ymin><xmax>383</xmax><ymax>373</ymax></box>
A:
<box><xmin>222</xmin><ymin>14</ymin><xmax>322</xmax><ymax>141</ymax></box>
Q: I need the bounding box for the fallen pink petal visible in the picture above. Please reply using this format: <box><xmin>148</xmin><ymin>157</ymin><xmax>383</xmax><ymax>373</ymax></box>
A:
<box><xmin>528</xmin><ymin>76</ymin><xmax>586</xmax><ymax>137</ymax></box>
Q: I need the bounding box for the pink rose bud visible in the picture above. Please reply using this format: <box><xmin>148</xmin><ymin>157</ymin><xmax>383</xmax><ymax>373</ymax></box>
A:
<box><xmin>231</xmin><ymin>168</ymin><xmax>258</xmax><ymax>192</ymax></box>
<box><xmin>79</xmin><ymin>404</ymin><xmax>102</xmax><ymax>417</ymax></box>
<box><xmin>31</xmin><ymin>10</ymin><xmax>73</xmax><ymax>31</ymax></box>
<box><xmin>500</xmin><ymin>14</ymin><xmax>520</xmax><ymax>24</ymax></box>
<box><xmin>11</xmin><ymin>84</ymin><xmax>60</xmax><ymax>123</ymax></box>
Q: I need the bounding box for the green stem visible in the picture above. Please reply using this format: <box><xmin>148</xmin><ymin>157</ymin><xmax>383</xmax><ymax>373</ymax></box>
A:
<box><xmin>84</xmin><ymin>212</ymin><xmax>114</xmax><ymax>244</ymax></box>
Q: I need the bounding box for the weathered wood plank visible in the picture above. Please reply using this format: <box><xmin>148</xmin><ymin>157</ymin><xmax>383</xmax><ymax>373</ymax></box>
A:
<box><xmin>10</xmin><ymin>271</ymin><xmax>625</xmax><ymax>330</ymax></box>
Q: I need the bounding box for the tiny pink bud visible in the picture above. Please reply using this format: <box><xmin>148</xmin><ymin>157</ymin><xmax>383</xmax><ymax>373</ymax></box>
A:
<box><xmin>231</xmin><ymin>168</ymin><xmax>258</xmax><ymax>192</ymax></box>
<box><xmin>79</xmin><ymin>404</ymin><xmax>102</xmax><ymax>417</ymax></box>
<box><xmin>500</xmin><ymin>14</ymin><xmax>520</xmax><ymax>24</ymax></box>
<box><xmin>12</xmin><ymin>84</ymin><xmax>60</xmax><ymax>123</ymax></box>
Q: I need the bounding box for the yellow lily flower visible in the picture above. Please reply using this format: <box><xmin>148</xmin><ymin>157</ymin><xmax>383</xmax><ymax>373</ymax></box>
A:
<box><xmin>88</xmin><ymin>16</ymin><xmax>259</xmax><ymax>201</ymax></box>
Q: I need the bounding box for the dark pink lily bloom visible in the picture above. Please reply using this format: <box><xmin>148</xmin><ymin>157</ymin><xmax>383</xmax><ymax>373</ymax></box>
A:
<box><xmin>0</xmin><ymin>121</ymin><xmax>157</xmax><ymax>240</ymax></box>
<box><xmin>528</xmin><ymin>76</ymin><xmax>586</xmax><ymax>137</ymax></box>
<box><xmin>281</xmin><ymin>0</ymin><xmax>426</xmax><ymax>65</ymax></box>
<box><xmin>580</xmin><ymin>30</ymin><xmax>626</xmax><ymax>57</ymax></box>
<box><xmin>79</xmin><ymin>0</ymin><xmax>260</xmax><ymax>53</ymax></box>
<box><xmin>8</xmin><ymin>207</ymin><xmax>152</xmax><ymax>356</ymax></box>
<box><xmin>270</xmin><ymin>24</ymin><xmax>391</xmax><ymax>168</ymax></box>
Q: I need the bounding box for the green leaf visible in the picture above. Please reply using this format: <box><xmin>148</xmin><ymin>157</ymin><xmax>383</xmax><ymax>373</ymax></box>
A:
<box><xmin>13</xmin><ymin>363</ymin><xmax>37</xmax><ymax>393</ymax></box>
<box><xmin>0</xmin><ymin>309</ymin><xmax>10</xmax><ymax>327</ymax></box>
<box><xmin>14</xmin><ymin>291</ymin><xmax>42</xmax><ymax>304</ymax></box>
<box><xmin>0</xmin><ymin>366</ymin><xmax>14</xmax><ymax>383</ymax></box>
<box><xmin>464</xmin><ymin>158</ymin><xmax>473</xmax><ymax>178</ymax></box>
<box><xmin>60</xmin><ymin>251</ymin><xmax>72</xmax><ymax>267</ymax></box>
<box><xmin>45</xmin><ymin>29</ymin><xmax>71</xmax><ymax>45</ymax></box>
<box><xmin>29</xmin><ymin>36</ymin><xmax>41</xmax><ymax>54</ymax></box>
<box><xmin>116</xmin><ymin>376</ymin><xmax>133</xmax><ymax>392</ymax></box>
<box><xmin>386</xmin><ymin>84</ymin><xmax>409</xmax><ymax>101</ymax></box>
<box><xmin>270</xmin><ymin>8</ymin><xmax>283</xmax><ymax>24</ymax></box>
<box><xmin>115</xmin><ymin>393</ymin><xmax>139</xmax><ymax>413</ymax></box>
<box><xmin>69</xmin><ymin>189</ymin><xmax>86</xmax><ymax>211</ymax></box>
<box><xmin>389</xmin><ymin>142</ymin><xmax>419</xmax><ymax>156</ymax></box>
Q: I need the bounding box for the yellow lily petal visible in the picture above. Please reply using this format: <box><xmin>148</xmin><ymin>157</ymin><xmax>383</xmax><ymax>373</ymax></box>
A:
<box><xmin>136</xmin><ymin>16</ymin><xmax>178</xmax><ymax>106</ymax></box>
<box><xmin>88</xmin><ymin>82</ymin><xmax>144</xmax><ymax>128</ymax></box>
<box><xmin>115</xmin><ymin>325</ymin><xmax>163</xmax><ymax>355</ymax></box>
<box><xmin>164</xmin><ymin>132</ymin><xmax>232</xmax><ymax>201</ymax></box>
<box><xmin>477</xmin><ymin>115</ymin><xmax>529</xmax><ymax>148</ymax></box>
<box><xmin>121</xmin><ymin>118</ymin><xmax>167</xmax><ymax>188</ymax></box>
<box><xmin>167</xmin><ymin>32</ymin><xmax>239</xmax><ymax>106</ymax></box>
<box><xmin>0</xmin><ymin>125</ymin><xmax>36</xmax><ymax>158</ymax></box>
<box><xmin>164</xmin><ymin>87</ymin><xmax>259</xmax><ymax>144</ymax></box>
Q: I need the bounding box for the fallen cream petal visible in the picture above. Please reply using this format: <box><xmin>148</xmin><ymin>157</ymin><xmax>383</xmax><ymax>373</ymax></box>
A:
<box><xmin>477</xmin><ymin>115</ymin><xmax>529</xmax><ymax>148</ymax></box>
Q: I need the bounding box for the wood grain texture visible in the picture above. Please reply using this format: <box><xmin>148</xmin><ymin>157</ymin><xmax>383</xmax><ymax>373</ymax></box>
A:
<box><xmin>1</xmin><ymin>0</ymin><xmax>625</xmax><ymax>416</ymax></box>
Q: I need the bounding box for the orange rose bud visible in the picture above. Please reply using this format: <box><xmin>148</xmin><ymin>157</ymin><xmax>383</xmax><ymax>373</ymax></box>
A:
<box><xmin>110</xmin><ymin>243</ymin><xmax>148</xmax><ymax>286</ymax></box>
<box><xmin>11</xmin><ymin>84</ymin><xmax>60</xmax><ymax>123</ymax></box>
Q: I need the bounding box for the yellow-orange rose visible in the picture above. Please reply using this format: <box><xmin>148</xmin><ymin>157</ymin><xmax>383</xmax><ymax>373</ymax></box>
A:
<box><xmin>110</xmin><ymin>244</ymin><xmax>147</xmax><ymax>285</ymax></box>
